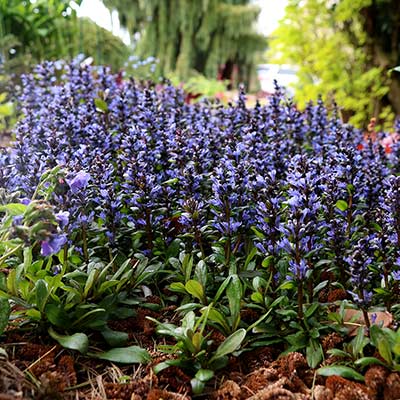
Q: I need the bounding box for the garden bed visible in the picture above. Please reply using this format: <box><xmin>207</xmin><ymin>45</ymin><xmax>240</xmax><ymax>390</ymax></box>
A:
<box><xmin>1</xmin><ymin>59</ymin><xmax>400</xmax><ymax>399</ymax></box>
<box><xmin>2</xmin><ymin>312</ymin><xmax>400</xmax><ymax>399</ymax></box>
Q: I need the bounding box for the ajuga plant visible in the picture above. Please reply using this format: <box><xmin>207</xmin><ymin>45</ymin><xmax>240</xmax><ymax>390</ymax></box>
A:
<box><xmin>2</xmin><ymin>58</ymin><xmax>400</xmax><ymax>375</ymax></box>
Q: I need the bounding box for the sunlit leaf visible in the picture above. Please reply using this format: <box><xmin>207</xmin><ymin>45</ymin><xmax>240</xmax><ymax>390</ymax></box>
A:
<box><xmin>317</xmin><ymin>365</ymin><xmax>365</xmax><ymax>381</ymax></box>
<box><xmin>88</xmin><ymin>346</ymin><xmax>150</xmax><ymax>364</ymax></box>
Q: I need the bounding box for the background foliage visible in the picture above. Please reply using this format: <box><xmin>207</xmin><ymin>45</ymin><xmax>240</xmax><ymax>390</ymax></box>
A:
<box><xmin>0</xmin><ymin>0</ymin><xmax>129</xmax><ymax>76</ymax></box>
<box><xmin>269</xmin><ymin>0</ymin><xmax>400</xmax><ymax>128</ymax></box>
<box><xmin>103</xmin><ymin>0</ymin><xmax>266</xmax><ymax>87</ymax></box>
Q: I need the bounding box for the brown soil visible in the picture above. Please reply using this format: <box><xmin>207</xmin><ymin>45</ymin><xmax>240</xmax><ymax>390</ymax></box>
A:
<box><xmin>1</xmin><ymin>306</ymin><xmax>398</xmax><ymax>400</ymax></box>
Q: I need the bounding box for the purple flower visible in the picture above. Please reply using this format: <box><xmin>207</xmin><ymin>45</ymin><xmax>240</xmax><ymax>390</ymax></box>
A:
<box><xmin>348</xmin><ymin>289</ymin><xmax>373</xmax><ymax>308</ymax></box>
<box><xmin>52</xmin><ymin>265</ymin><xmax>61</xmax><ymax>275</ymax></box>
<box><xmin>40</xmin><ymin>234</ymin><xmax>67</xmax><ymax>256</ymax></box>
<box><xmin>13</xmin><ymin>215</ymin><xmax>23</xmax><ymax>225</ymax></box>
<box><xmin>392</xmin><ymin>270</ymin><xmax>400</xmax><ymax>281</ymax></box>
<box><xmin>56</xmin><ymin>211</ymin><xmax>70</xmax><ymax>229</ymax></box>
<box><xmin>66</xmin><ymin>171</ymin><xmax>91</xmax><ymax>194</ymax></box>
<box><xmin>288</xmin><ymin>259</ymin><xmax>308</xmax><ymax>281</ymax></box>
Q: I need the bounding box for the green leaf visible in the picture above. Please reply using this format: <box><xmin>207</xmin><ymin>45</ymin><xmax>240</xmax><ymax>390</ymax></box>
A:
<box><xmin>270</xmin><ymin>295</ymin><xmax>287</xmax><ymax>308</ymax></box>
<box><xmin>278</xmin><ymin>281</ymin><xmax>295</xmax><ymax>290</ymax></box>
<box><xmin>98</xmin><ymin>280</ymin><xmax>119</xmax><ymax>294</ymax></box>
<box><xmin>328</xmin><ymin>348</ymin><xmax>351</xmax><ymax>358</ymax></box>
<box><xmin>195</xmin><ymin>368</ymin><xmax>214</xmax><ymax>382</ymax></box>
<box><xmin>244</xmin><ymin>246</ymin><xmax>258</xmax><ymax>269</ymax></box>
<box><xmin>370</xmin><ymin>222</ymin><xmax>382</xmax><ymax>233</ymax></box>
<box><xmin>0</xmin><ymin>103</ymin><xmax>13</xmax><ymax>117</ymax></box>
<box><xmin>0</xmin><ymin>298</ymin><xmax>10</xmax><ymax>335</ymax></box>
<box><xmin>0</xmin><ymin>203</ymin><xmax>27</xmax><ymax>216</ymax></box>
<box><xmin>208</xmin><ymin>355</ymin><xmax>229</xmax><ymax>370</ymax></box>
<box><xmin>45</xmin><ymin>303</ymin><xmax>71</xmax><ymax>327</ymax></box>
<box><xmin>226</xmin><ymin>274</ymin><xmax>241</xmax><ymax>319</ymax></box>
<box><xmin>262</xmin><ymin>255</ymin><xmax>274</xmax><ymax>268</ymax></box>
<box><xmin>185</xmin><ymin>280</ymin><xmax>206</xmax><ymax>304</ymax></box>
<box><xmin>71</xmin><ymin>308</ymin><xmax>107</xmax><ymax>328</ymax></box>
<box><xmin>153</xmin><ymin>359</ymin><xmax>185</xmax><ymax>374</ymax></box>
<box><xmin>94</xmin><ymin>98</ymin><xmax>108</xmax><ymax>113</ymax></box>
<box><xmin>176</xmin><ymin>303</ymin><xmax>202</xmax><ymax>313</ymax></box>
<box><xmin>378</xmin><ymin>337</ymin><xmax>393</xmax><ymax>365</ymax></box>
<box><xmin>335</xmin><ymin>200</ymin><xmax>348</xmax><ymax>211</ymax></box>
<box><xmin>162</xmin><ymin>178</ymin><xmax>179</xmax><ymax>186</ymax></box>
<box><xmin>6</xmin><ymin>269</ymin><xmax>18</xmax><ymax>297</ymax></box>
<box><xmin>169</xmin><ymin>282</ymin><xmax>187</xmax><ymax>294</ymax></box>
<box><xmin>26</xmin><ymin>309</ymin><xmax>41</xmax><ymax>320</ymax></box>
<box><xmin>213</xmin><ymin>276</ymin><xmax>231</xmax><ymax>303</ymax></box>
<box><xmin>353</xmin><ymin>326</ymin><xmax>368</xmax><ymax>357</ymax></box>
<box><xmin>328</xmin><ymin>311</ymin><xmax>343</xmax><ymax>324</ymax></box>
<box><xmin>35</xmin><ymin>279</ymin><xmax>49</xmax><ymax>313</ymax></box>
<box><xmin>369</xmin><ymin>325</ymin><xmax>381</xmax><ymax>347</ymax></box>
<box><xmin>276</xmin><ymin>309</ymin><xmax>298</xmax><ymax>318</ymax></box>
<box><xmin>101</xmin><ymin>328</ymin><xmax>129</xmax><ymax>347</ymax></box>
<box><xmin>247</xmin><ymin>308</ymin><xmax>273</xmax><ymax>332</ymax></box>
<box><xmin>23</xmin><ymin>247</ymin><xmax>32</xmax><ymax>273</ymax></box>
<box><xmin>354</xmin><ymin>357</ymin><xmax>387</xmax><ymax>369</ymax></box>
<box><xmin>48</xmin><ymin>327</ymin><xmax>88</xmax><ymax>354</ymax></box>
<box><xmin>304</xmin><ymin>303</ymin><xmax>319</xmax><ymax>319</ymax></box>
<box><xmin>204</xmin><ymin>307</ymin><xmax>230</xmax><ymax>333</ymax></box>
<box><xmin>346</xmin><ymin>184</ymin><xmax>355</xmax><ymax>195</ymax></box>
<box><xmin>83</xmin><ymin>269</ymin><xmax>98</xmax><ymax>298</ymax></box>
<box><xmin>0</xmin><ymin>273</ymin><xmax>7</xmax><ymax>292</ymax></box>
<box><xmin>317</xmin><ymin>365</ymin><xmax>365</xmax><ymax>381</ymax></box>
<box><xmin>89</xmin><ymin>345</ymin><xmax>150</xmax><ymax>364</ymax></box>
<box><xmin>210</xmin><ymin>328</ymin><xmax>246</xmax><ymax>362</ymax></box>
<box><xmin>191</xmin><ymin>331</ymin><xmax>203</xmax><ymax>352</ymax></box>
<box><xmin>251</xmin><ymin>226</ymin><xmax>266</xmax><ymax>240</ymax></box>
<box><xmin>182</xmin><ymin>253</ymin><xmax>194</xmax><ymax>283</ymax></box>
<box><xmin>306</xmin><ymin>339</ymin><xmax>323</xmax><ymax>368</ymax></box>
<box><xmin>285</xmin><ymin>331</ymin><xmax>307</xmax><ymax>349</ymax></box>
<box><xmin>191</xmin><ymin>378</ymin><xmax>205</xmax><ymax>394</ymax></box>
<box><xmin>251</xmin><ymin>291</ymin><xmax>264</xmax><ymax>304</ymax></box>
<box><xmin>312</xmin><ymin>280</ymin><xmax>329</xmax><ymax>296</ymax></box>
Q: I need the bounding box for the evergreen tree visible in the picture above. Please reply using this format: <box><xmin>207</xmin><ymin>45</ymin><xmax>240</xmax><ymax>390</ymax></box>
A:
<box><xmin>103</xmin><ymin>0</ymin><xmax>266</xmax><ymax>85</ymax></box>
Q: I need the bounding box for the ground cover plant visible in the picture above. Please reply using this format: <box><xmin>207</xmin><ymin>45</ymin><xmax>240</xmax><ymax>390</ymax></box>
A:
<box><xmin>1</xmin><ymin>58</ymin><xmax>400</xmax><ymax>399</ymax></box>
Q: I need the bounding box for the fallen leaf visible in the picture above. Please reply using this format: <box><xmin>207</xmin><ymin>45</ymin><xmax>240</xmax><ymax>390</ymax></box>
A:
<box><xmin>342</xmin><ymin>309</ymin><xmax>393</xmax><ymax>336</ymax></box>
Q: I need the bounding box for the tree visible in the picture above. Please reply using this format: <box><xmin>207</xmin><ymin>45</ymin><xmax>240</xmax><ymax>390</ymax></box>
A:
<box><xmin>103</xmin><ymin>0</ymin><xmax>266</xmax><ymax>86</ymax></box>
<box><xmin>0</xmin><ymin>0</ymin><xmax>78</xmax><ymax>63</ymax></box>
<box><xmin>269</xmin><ymin>0</ymin><xmax>400</xmax><ymax>128</ymax></box>
<box><xmin>351</xmin><ymin>0</ymin><xmax>400</xmax><ymax>119</ymax></box>
<box><xmin>0</xmin><ymin>0</ymin><xmax>129</xmax><ymax>74</ymax></box>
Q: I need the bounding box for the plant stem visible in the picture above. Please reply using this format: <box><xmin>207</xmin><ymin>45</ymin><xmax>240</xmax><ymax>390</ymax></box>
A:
<box><xmin>362</xmin><ymin>308</ymin><xmax>371</xmax><ymax>329</ymax></box>
<box><xmin>346</xmin><ymin>194</ymin><xmax>353</xmax><ymax>238</ymax></box>
<box><xmin>297</xmin><ymin>281</ymin><xmax>304</xmax><ymax>320</ymax></box>
<box><xmin>0</xmin><ymin>244</ymin><xmax>23</xmax><ymax>266</ymax></box>
<box><xmin>145</xmin><ymin>208</ymin><xmax>153</xmax><ymax>251</ymax></box>
<box><xmin>63</xmin><ymin>244</ymin><xmax>68</xmax><ymax>272</ymax></box>
<box><xmin>82</xmin><ymin>225</ymin><xmax>88</xmax><ymax>263</ymax></box>
<box><xmin>194</xmin><ymin>228</ymin><xmax>206</xmax><ymax>259</ymax></box>
<box><xmin>108</xmin><ymin>247</ymin><xmax>114</xmax><ymax>266</ymax></box>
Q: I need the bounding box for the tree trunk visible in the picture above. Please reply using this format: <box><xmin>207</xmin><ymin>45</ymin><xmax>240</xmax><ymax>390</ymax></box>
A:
<box><xmin>388</xmin><ymin>74</ymin><xmax>400</xmax><ymax>116</ymax></box>
<box><xmin>360</xmin><ymin>0</ymin><xmax>400</xmax><ymax>120</ymax></box>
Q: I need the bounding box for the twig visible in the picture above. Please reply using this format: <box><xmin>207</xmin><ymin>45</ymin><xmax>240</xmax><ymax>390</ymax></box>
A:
<box><xmin>23</xmin><ymin>345</ymin><xmax>57</xmax><ymax>373</ymax></box>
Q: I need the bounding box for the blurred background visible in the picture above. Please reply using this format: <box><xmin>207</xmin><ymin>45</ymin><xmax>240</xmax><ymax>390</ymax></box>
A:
<box><xmin>0</xmin><ymin>0</ymin><xmax>399</xmax><ymax>136</ymax></box>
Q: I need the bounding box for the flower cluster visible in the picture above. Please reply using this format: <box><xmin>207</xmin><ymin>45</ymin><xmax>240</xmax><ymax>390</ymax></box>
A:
<box><xmin>1</xmin><ymin>59</ymin><xmax>400</xmax><ymax>309</ymax></box>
